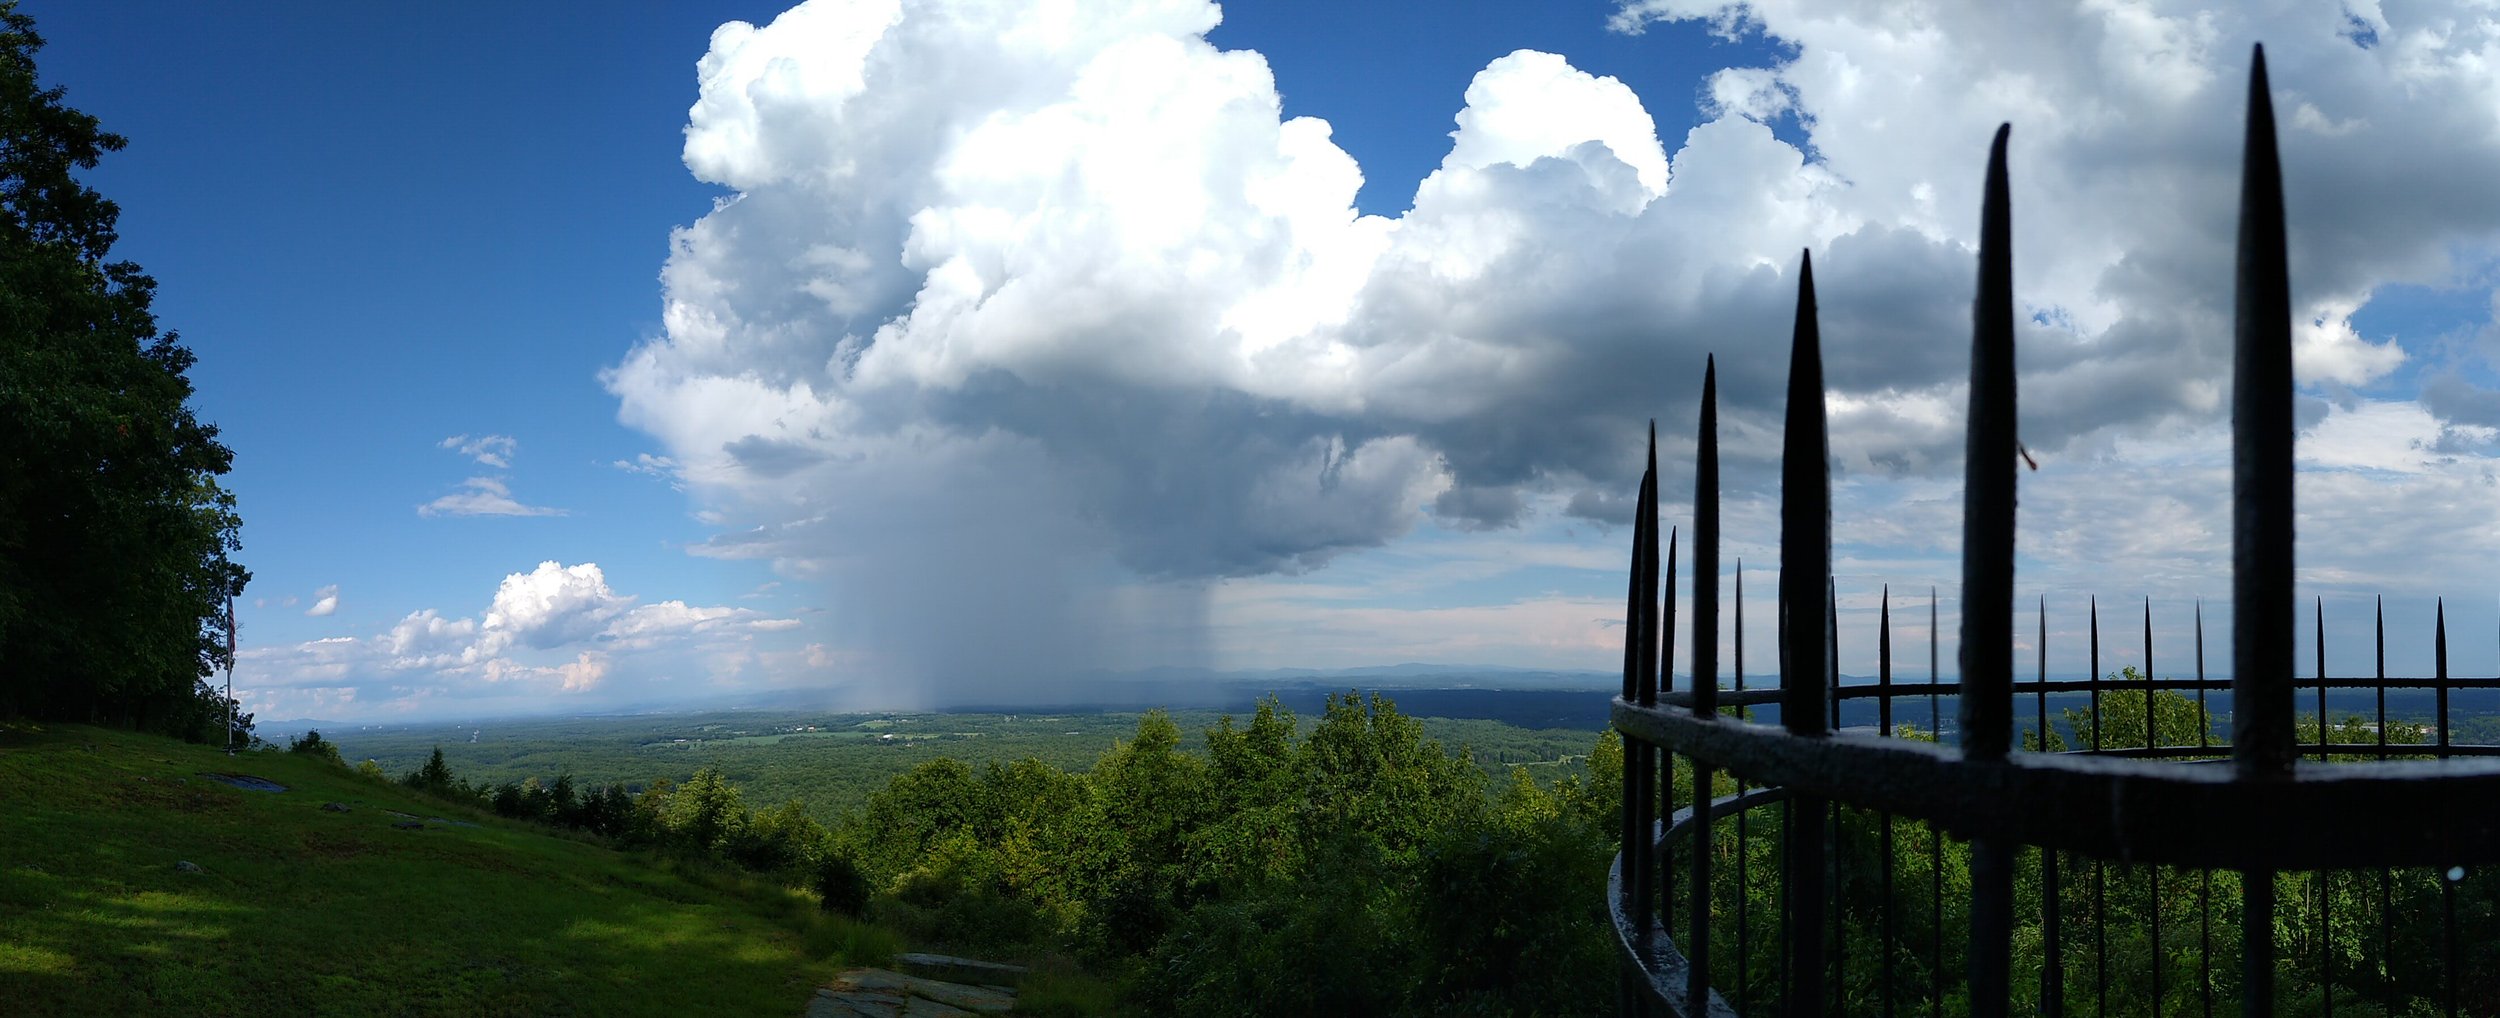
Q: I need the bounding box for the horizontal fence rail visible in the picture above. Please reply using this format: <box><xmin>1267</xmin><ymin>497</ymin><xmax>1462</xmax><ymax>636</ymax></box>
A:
<box><xmin>1609</xmin><ymin>46</ymin><xmax>2500</xmax><ymax>1018</ymax></box>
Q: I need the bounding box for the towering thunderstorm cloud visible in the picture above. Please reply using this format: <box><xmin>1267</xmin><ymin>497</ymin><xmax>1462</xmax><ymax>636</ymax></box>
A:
<box><xmin>607</xmin><ymin>0</ymin><xmax>2500</xmax><ymax>702</ymax></box>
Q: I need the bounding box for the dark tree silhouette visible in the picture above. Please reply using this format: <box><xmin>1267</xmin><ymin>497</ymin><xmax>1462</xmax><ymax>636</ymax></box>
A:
<box><xmin>0</xmin><ymin>1</ymin><xmax>249</xmax><ymax>739</ymax></box>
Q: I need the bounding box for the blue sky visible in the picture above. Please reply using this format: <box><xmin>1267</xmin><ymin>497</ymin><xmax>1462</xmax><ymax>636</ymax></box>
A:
<box><xmin>30</xmin><ymin>1</ymin><xmax>2500</xmax><ymax>721</ymax></box>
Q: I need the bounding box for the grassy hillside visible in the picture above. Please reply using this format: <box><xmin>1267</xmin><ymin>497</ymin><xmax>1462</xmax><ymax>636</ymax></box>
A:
<box><xmin>0</xmin><ymin>722</ymin><xmax>898</xmax><ymax>1017</ymax></box>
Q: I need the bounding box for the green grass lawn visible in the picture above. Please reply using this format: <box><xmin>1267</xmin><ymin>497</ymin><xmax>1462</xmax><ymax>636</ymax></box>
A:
<box><xmin>0</xmin><ymin>722</ymin><xmax>900</xmax><ymax>1017</ymax></box>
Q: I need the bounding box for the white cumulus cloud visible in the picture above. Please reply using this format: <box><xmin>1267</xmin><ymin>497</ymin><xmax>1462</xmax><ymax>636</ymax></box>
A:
<box><xmin>304</xmin><ymin>585</ymin><xmax>339</xmax><ymax>617</ymax></box>
<box><xmin>235</xmin><ymin>562</ymin><xmax>802</xmax><ymax>718</ymax></box>
<box><xmin>480</xmin><ymin>561</ymin><xmax>633</xmax><ymax>653</ymax></box>
<box><xmin>439</xmin><ymin>434</ymin><xmax>519</xmax><ymax>468</ymax></box>
<box><xmin>383</xmin><ymin>608</ymin><xmax>479</xmax><ymax>669</ymax></box>
<box><xmin>556</xmin><ymin>652</ymin><xmax>610</xmax><ymax>693</ymax></box>
<box><xmin>603</xmin><ymin>0</ymin><xmax>2500</xmax><ymax>692</ymax></box>
<box><xmin>418</xmin><ymin>477</ymin><xmax>567</xmax><ymax>518</ymax></box>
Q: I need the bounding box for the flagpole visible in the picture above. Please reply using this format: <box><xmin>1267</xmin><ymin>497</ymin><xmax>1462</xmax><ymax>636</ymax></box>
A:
<box><xmin>225</xmin><ymin>592</ymin><xmax>236</xmax><ymax>755</ymax></box>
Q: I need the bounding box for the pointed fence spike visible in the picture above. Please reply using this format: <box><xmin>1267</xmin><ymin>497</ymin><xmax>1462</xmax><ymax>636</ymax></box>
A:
<box><xmin>2190</xmin><ymin>602</ymin><xmax>2210</xmax><ymax>755</ymax></box>
<box><xmin>1641</xmin><ymin>426</ymin><xmax>1662</xmax><ymax>709</ymax></box>
<box><xmin>2437</xmin><ymin>598</ymin><xmax>2451</xmax><ymax>753</ymax></box>
<box><xmin>2232</xmin><ymin>43</ymin><xmax>2294</xmax><ymax>1018</ymax></box>
<box><xmin>1619</xmin><ymin>433</ymin><xmax>1661</xmax><ymax>943</ymax></box>
<box><xmin>1686</xmin><ymin>355</ymin><xmax>1719</xmax><ymax>1016</ymax></box>
<box><xmin>2090</xmin><ymin>595</ymin><xmax>2104</xmax><ymax>750</ymax></box>
<box><xmin>1960</xmin><ymin>122</ymin><xmax>2018</xmax><ymax>764</ymax></box>
<box><xmin>2196</xmin><ymin>600</ymin><xmax>2211</xmax><ymax>751</ymax></box>
<box><xmin>1621</xmin><ymin>462</ymin><xmax>1649</xmax><ymax>705</ymax></box>
<box><xmin>1959</xmin><ymin>120</ymin><xmax>2020</xmax><ymax>1018</ymax></box>
<box><xmin>1615</xmin><ymin>431</ymin><xmax>1648</xmax><ymax>929</ymax></box>
<box><xmin>2144</xmin><ymin>596</ymin><xmax>2157</xmax><ymax>748</ymax></box>
<box><xmin>1662</xmin><ymin>526</ymin><xmax>1678</xmax><ymax>702</ymax></box>
<box><xmin>1880</xmin><ymin>585</ymin><xmax>1894</xmax><ymax>735</ymax></box>
<box><xmin>2230</xmin><ymin>39</ymin><xmax>2296</xmax><ymax>778</ymax></box>
<box><xmin>1779</xmin><ymin>248</ymin><xmax>1832</xmax><ymax>1014</ymax></box>
<box><xmin>1782</xmin><ymin>249</ymin><xmax>1832</xmax><ymax>738</ymax></box>
<box><xmin>1640</xmin><ymin>445</ymin><xmax>1661</xmax><ymax>664</ymax></box>
<box><xmin>2037</xmin><ymin>597</ymin><xmax>2050</xmax><ymax>751</ymax></box>
<box><xmin>2377</xmin><ymin>596</ymin><xmax>2388</xmax><ymax>752</ymax></box>
<box><xmin>1694</xmin><ymin>357</ymin><xmax>1720</xmax><ymax>720</ymax></box>
<box><xmin>2316</xmin><ymin>597</ymin><xmax>2329</xmax><ymax>761</ymax></box>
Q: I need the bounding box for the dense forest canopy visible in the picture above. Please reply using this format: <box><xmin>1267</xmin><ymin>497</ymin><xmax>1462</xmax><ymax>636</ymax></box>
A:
<box><xmin>0</xmin><ymin>1</ymin><xmax>248</xmax><ymax>738</ymax></box>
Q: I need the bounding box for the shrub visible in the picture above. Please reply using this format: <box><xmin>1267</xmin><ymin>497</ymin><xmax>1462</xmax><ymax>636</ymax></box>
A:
<box><xmin>491</xmin><ymin>781</ymin><xmax>528</xmax><ymax>819</ymax></box>
<box><xmin>883</xmin><ymin>834</ymin><xmax>1052</xmax><ymax>951</ymax></box>
<box><xmin>815</xmin><ymin>850</ymin><xmax>872</xmax><ymax>918</ymax></box>
<box><xmin>732</xmin><ymin>799</ymin><xmax>822</xmax><ymax>877</ymax></box>
<box><xmin>285</xmin><ymin>729</ymin><xmax>344</xmax><ymax>767</ymax></box>
<box><xmin>1142</xmin><ymin>832</ymin><xmax>1418</xmax><ymax>1016</ymax></box>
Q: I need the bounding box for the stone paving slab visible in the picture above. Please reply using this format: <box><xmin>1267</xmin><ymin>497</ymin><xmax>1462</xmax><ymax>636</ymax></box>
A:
<box><xmin>807</xmin><ymin>967</ymin><xmax>1012</xmax><ymax>1017</ymax></box>
<box><xmin>198</xmin><ymin>772</ymin><xmax>287</xmax><ymax>792</ymax></box>
<box><xmin>895</xmin><ymin>952</ymin><xmax>1028</xmax><ymax>987</ymax></box>
<box><xmin>806</xmin><ymin>986</ymin><xmax>976</xmax><ymax>1018</ymax></box>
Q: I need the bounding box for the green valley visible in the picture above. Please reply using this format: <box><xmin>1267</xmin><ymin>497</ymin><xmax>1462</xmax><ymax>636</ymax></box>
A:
<box><xmin>315</xmin><ymin>703</ymin><xmax>1603</xmax><ymax>824</ymax></box>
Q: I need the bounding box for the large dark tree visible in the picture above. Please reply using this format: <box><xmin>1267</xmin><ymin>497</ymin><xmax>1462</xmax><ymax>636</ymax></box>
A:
<box><xmin>0</xmin><ymin>1</ymin><xmax>248</xmax><ymax>739</ymax></box>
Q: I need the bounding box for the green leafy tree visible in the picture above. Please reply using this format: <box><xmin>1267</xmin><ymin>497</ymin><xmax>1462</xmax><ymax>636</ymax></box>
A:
<box><xmin>402</xmin><ymin>746</ymin><xmax>457</xmax><ymax>795</ymax></box>
<box><xmin>1413</xmin><ymin>808</ymin><xmax>1613</xmax><ymax>1012</ymax></box>
<box><xmin>626</xmin><ymin>777</ymin><xmax>675</xmax><ymax>846</ymax></box>
<box><xmin>2056</xmin><ymin>667</ymin><xmax>2215</xmax><ymax>751</ymax></box>
<box><xmin>982</xmin><ymin>758</ymin><xmax>1096</xmax><ymax>921</ymax></box>
<box><xmin>0</xmin><ymin>2</ymin><xmax>248</xmax><ymax>737</ymax></box>
<box><xmin>1294</xmin><ymin>692</ymin><xmax>1488</xmax><ymax>863</ymax></box>
<box><xmin>1083</xmin><ymin>709</ymin><xmax>1211</xmax><ymax>952</ymax></box>
<box><xmin>547</xmin><ymin>771</ymin><xmax>578</xmax><ymax>825</ymax></box>
<box><xmin>731</xmin><ymin>797</ymin><xmax>822</xmax><ymax>875</ymax></box>
<box><xmin>285</xmin><ymin>729</ymin><xmax>344</xmax><ymax>767</ymax></box>
<box><xmin>667</xmin><ymin>767</ymin><xmax>746</xmax><ymax>857</ymax></box>
<box><xmin>1568</xmin><ymin>727</ymin><xmax>1624</xmax><ymax>842</ymax></box>
<box><xmin>591</xmin><ymin>782</ymin><xmax>637</xmax><ymax>841</ymax></box>
<box><xmin>848</xmin><ymin>756</ymin><xmax>986</xmax><ymax>882</ymax></box>
<box><xmin>1144</xmin><ymin>830</ymin><xmax>1419</xmax><ymax>1016</ymax></box>
<box><xmin>1190</xmin><ymin>697</ymin><xmax>1304</xmax><ymax>888</ymax></box>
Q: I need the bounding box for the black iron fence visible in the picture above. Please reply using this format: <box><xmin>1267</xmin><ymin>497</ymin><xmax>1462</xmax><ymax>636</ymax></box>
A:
<box><xmin>1610</xmin><ymin>47</ymin><xmax>2500</xmax><ymax>1018</ymax></box>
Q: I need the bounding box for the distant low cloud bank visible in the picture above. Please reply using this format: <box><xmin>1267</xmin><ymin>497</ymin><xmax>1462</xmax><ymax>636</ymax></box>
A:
<box><xmin>239</xmin><ymin>561</ymin><xmax>803</xmax><ymax>720</ymax></box>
